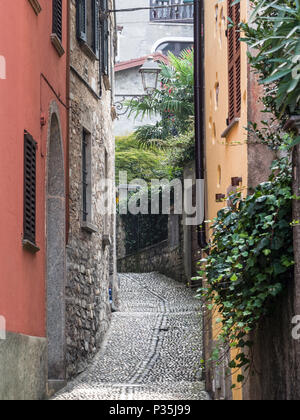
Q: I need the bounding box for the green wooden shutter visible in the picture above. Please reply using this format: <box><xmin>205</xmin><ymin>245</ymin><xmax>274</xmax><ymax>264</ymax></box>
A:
<box><xmin>101</xmin><ymin>0</ymin><xmax>109</xmax><ymax>75</ymax></box>
<box><xmin>94</xmin><ymin>0</ymin><xmax>100</xmax><ymax>58</ymax></box>
<box><xmin>77</xmin><ymin>0</ymin><xmax>87</xmax><ymax>43</ymax></box>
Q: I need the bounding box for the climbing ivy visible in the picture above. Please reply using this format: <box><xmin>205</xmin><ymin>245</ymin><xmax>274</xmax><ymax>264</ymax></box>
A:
<box><xmin>197</xmin><ymin>155</ymin><xmax>294</xmax><ymax>382</ymax></box>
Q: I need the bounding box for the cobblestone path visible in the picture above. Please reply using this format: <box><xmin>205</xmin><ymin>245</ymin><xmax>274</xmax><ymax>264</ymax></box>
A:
<box><xmin>54</xmin><ymin>273</ymin><xmax>209</xmax><ymax>400</ymax></box>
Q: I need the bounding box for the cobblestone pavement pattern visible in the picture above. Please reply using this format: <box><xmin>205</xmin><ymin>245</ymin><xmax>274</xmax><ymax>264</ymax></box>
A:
<box><xmin>54</xmin><ymin>273</ymin><xmax>209</xmax><ymax>400</ymax></box>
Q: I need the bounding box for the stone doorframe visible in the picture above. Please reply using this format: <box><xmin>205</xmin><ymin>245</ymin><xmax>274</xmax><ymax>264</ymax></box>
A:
<box><xmin>46</xmin><ymin>101</ymin><xmax>66</xmax><ymax>382</ymax></box>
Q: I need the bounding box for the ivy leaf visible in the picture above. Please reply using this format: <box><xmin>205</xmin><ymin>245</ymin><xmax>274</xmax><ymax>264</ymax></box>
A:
<box><xmin>288</xmin><ymin>136</ymin><xmax>300</xmax><ymax>149</ymax></box>
<box><xmin>212</xmin><ymin>348</ymin><xmax>220</xmax><ymax>361</ymax></box>
<box><xmin>263</xmin><ymin>249</ymin><xmax>272</xmax><ymax>256</ymax></box>
<box><xmin>230</xmin><ymin>274</ymin><xmax>238</xmax><ymax>282</ymax></box>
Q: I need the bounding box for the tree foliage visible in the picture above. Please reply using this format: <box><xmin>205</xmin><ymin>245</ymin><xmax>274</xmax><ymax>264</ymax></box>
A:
<box><xmin>163</xmin><ymin>127</ymin><xmax>195</xmax><ymax>179</ymax></box>
<box><xmin>115</xmin><ymin>135</ymin><xmax>167</xmax><ymax>184</ymax></box>
<box><xmin>240</xmin><ymin>0</ymin><xmax>300</xmax><ymax>119</ymax></box>
<box><xmin>129</xmin><ymin>49</ymin><xmax>194</xmax><ymax>144</ymax></box>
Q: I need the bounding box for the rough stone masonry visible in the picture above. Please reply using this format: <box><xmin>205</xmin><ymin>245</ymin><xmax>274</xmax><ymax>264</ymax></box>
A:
<box><xmin>66</xmin><ymin>0</ymin><xmax>118</xmax><ymax>378</ymax></box>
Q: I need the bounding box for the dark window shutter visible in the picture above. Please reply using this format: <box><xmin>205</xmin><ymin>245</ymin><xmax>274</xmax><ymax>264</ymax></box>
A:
<box><xmin>77</xmin><ymin>0</ymin><xmax>87</xmax><ymax>42</ymax></box>
<box><xmin>94</xmin><ymin>0</ymin><xmax>100</xmax><ymax>58</ymax></box>
<box><xmin>24</xmin><ymin>132</ymin><xmax>37</xmax><ymax>244</ymax></box>
<box><xmin>52</xmin><ymin>0</ymin><xmax>63</xmax><ymax>41</ymax></box>
<box><xmin>227</xmin><ymin>0</ymin><xmax>241</xmax><ymax>125</ymax></box>
<box><xmin>82</xmin><ymin>130</ymin><xmax>88</xmax><ymax>222</ymax></box>
<box><xmin>101</xmin><ymin>0</ymin><xmax>109</xmax><ymax>75</ymax></box>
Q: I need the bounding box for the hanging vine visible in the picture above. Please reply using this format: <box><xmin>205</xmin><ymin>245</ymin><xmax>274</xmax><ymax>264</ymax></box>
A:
<box><xmin>197</xmin><ymin>154</ymin><xmax>294</xmax><ymax>383</ymax></box>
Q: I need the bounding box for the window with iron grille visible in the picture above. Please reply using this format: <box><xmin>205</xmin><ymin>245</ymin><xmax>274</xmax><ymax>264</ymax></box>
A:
<box><xmin>52</xmin><ymin>0</ymin><xmax>63</xmax><ymax>42</ymax></box>
<box><xmin>227</xmin><ymin>0</ymin><xmax>241</xmax><ymax>126</ymax></box>
<box><xmin>76</xmin><ymin>0</ymin><xmax>100</xmax><ymax>58</ymax></box>
<box><xmin>24</xmin><ymin>131</ymin><xmax>37</xmax><ymax>245</ymax></box>
<box><xmin>150</xmin><ymin>0</ymin><xmax>194</xmax><ymax>23</ymax></box>
<box><xmin>82</xmin><ymin>129</ymin><xmax>92</xmax><ymax>223</ymax></box>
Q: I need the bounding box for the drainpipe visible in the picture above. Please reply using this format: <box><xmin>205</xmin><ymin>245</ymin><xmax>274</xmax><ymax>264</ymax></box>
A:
<box><xmin>194</xmin><ymin>0</ymin><xmax>206</xmax><ymax>248</ymax></box>
<box><xmin>66</xmin><ymin>0</ymin><xmax>71</xmax><ymax>244</ymax></box>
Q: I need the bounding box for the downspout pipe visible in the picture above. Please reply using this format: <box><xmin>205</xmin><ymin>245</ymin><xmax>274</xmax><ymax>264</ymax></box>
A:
<box><xmin>194</xmin><ymin>0</ymin><xmax>206</xmax><ymax>248</ymax></box>
<box><xmin>66</xmin><ymin>0</ymin><xmax>70</xmax><ymax>244</ymax></box>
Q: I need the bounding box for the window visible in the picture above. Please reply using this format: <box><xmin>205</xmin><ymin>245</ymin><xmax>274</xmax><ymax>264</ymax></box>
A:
<box><xmin>155</xmin><ymin>41</ymin><xmax>193</xmax><ymax>57</ymax></box>
<box><xmin>82</xmin><ymin>129</ymin><xmax>92</xmax><ymax>223</ymax></box>
<box><xmin>227</xmin><ymin>0</ymin><xmax>241</xmax><ymax>126</ymax></box>
<box><xmin>52</xmin><ymin>0</ymin><xmax>63</xmax><ymax>41</ymax></box>
<box><xmin>77</xmin><ymin>0</ymin><xmax>100</xmax><ymax>58</ymax></box>
<box><xmin>23</xmin><ymin>131</ymin><xmax>37</xmax><ymax>245</ymax></box>
<box><xmin>150</xmin><ymin>0</ymin><xmax>194</xmax><ymax>23</ymax></box>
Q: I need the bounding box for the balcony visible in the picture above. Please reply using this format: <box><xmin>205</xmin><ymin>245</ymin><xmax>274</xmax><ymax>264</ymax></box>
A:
<box><xmin>150</xmin><ymin>0</ymin><xmax>194</xmax><ymax>24</ymax></box>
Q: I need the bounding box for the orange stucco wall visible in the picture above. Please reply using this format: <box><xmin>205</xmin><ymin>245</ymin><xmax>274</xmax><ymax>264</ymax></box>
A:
<box><xmin>204</xmin><ymin>0</ymin><xmax>249</xmax><ymax>400</ymax></box>
<box><xmin>0</xmin><ymin>0</ymin><xmax>68</xmax><ymax>338</ymax></box>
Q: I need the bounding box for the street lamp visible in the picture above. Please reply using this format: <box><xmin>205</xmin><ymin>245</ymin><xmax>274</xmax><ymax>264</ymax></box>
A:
<box><xmin>139</xmin><ymin>56</ymin><xmax>161</xmax><ymax>94</ymax></box>
<box><xmin>114</xmin><ymin>57</ymin><xmax>162</xmax><ymax>116</ymax></box>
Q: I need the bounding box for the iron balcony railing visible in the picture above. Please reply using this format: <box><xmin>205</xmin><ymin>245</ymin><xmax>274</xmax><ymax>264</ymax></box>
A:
<box><xmin>150</xmin><ymin>0</ymin><xmax>194</xmax><ymax>23</ymax></box>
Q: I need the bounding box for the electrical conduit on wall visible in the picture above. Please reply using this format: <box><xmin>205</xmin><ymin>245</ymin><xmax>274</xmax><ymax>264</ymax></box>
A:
<box><xmin>0</xmin><ymin>55</ymin><xmax>6</xmax><ymax>79</ymax></box>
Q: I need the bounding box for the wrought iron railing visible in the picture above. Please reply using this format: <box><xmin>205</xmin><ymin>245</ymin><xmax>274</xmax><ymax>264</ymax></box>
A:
<box><xmin>150</xmin><ymin>0</ymin><xmax>194</xmax><ymax>23</ymax></box>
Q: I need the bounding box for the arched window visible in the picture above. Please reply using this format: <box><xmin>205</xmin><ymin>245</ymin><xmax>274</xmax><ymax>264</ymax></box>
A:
<box><xmin>155</xmin><ymin>40</ymin><xmax>193</xmax><ymax>57</ymax></box>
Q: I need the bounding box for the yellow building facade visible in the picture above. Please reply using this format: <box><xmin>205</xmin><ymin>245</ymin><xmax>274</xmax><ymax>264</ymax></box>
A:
<box><xmin>203</xmin><ymin>0</ymin><xmax>274</xmax><ymax>400</ymax></box>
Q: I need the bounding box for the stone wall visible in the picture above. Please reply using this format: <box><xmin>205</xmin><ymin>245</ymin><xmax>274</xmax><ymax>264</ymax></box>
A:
<box><xmin>243</xmin><ymin>276</ymin><xmax>300</xmax><ymax>400</ymax></box>
<box><xmin>0</xmin><ymin>332</ymin><xmax>47</xmax><ymax>400</ymax></box>
<box><xmin>66</xmin><ymin>0</ymin><xmax>117</xmax><ymax>378</ymax></box>
<box><xmin>117</xmin><ymin>215</ymin><xmax>186</xmax><ymax>283</ymax></box>
<box><xmin>118</xmin><ymin>240</ymin><xmax>185</xmax><ymax>283</ymax></box>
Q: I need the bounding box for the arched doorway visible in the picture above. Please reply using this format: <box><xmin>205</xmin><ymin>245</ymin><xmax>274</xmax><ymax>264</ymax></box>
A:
<box><xmin>46</xmin><ymin>108</ymin><xmax>66</xmax><ymax>381</ymax></box>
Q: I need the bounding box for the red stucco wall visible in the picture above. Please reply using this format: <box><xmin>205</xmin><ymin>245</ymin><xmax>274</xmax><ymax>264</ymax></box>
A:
<box><xmin>0</xmin><ymin>0</ymin><xmax>68</xmax><ymax>338</ymax></box>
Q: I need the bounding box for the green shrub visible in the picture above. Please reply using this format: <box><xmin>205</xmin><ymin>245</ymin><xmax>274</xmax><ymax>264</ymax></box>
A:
<box><xmin>115</xmin><ymin>135</ymin><xmax>167</xmax><ymax>184</ymax></box>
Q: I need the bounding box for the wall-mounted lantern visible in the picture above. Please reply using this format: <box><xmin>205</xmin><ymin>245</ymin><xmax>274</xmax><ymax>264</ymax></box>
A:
<box><xmin>139</xmin><ymin>56</ymin><xmax>162</xmax><ymax>94</ymax></box>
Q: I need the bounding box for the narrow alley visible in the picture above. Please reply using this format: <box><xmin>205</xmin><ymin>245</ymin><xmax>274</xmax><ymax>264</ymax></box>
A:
<box><xmin>54</xmin><ymin>273</ymin><xmax>209</xmax><ymax>400</ymax></box>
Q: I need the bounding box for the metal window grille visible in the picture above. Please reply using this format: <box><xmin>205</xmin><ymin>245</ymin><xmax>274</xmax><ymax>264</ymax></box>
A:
<box><xmin>150</xmin><ymin>0</ymin><xmax>194</xmax><ymax>23</ymax></box>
